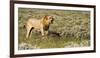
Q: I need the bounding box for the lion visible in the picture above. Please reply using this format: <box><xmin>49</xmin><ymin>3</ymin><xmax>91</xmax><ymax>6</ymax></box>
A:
<box><xmin>25</xmin><ymin>15</ymin><xmax>54</xmax><ymax>38</ymax></box>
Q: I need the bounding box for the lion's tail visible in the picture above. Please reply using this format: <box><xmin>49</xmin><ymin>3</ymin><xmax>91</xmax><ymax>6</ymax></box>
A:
<box><xmin>23</xmin><ymin>24</ymin><xmax>26</xmax><ymax>29</ymax></box>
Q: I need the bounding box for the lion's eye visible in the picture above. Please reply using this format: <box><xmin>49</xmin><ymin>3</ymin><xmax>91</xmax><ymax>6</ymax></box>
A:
<box><xmin>49</xmin><ymin>17</ymin><xmax>52</xmax><ymax>19</ymax></box>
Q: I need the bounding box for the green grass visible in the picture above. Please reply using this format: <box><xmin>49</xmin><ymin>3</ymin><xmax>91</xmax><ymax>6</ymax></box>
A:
<box><xmin>18</xmin><ymin>8</ymin><xmax>90</xmax><ymax>49</ymax></box>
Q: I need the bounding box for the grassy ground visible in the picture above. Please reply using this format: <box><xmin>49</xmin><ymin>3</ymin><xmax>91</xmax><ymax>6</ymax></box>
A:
<box><xmin>18</xmin><ymin>8</ymin><xmax>90</xmax><ymax>50</ymax></box>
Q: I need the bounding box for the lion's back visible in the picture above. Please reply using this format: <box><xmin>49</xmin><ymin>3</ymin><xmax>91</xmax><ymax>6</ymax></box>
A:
<box><xmin>27</xmin><ymin>18</ymin><xmax>41</xmax><ymax>30</ymax></box>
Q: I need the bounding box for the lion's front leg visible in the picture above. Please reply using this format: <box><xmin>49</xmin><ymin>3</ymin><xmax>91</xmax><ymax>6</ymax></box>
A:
<box><xmin>40</xmin><ymin>28</ymin><xmax>44</xmax><ymax>36</ymax></box>
<box><xmin>45</xmin><ymin>31</ymin><xmax>49</xmax><ymax>35</ymax></box>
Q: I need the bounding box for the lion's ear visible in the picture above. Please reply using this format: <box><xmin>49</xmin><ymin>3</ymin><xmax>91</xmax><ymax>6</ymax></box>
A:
<box><xmin>43</xmin><ymin>15</ymin><xmax>48</xmax><ymax>20</ymax></box>
<box><xmin>41</xmin><ymin>15</ymin><xmax>48</xmax><ymax>23</ymax></box>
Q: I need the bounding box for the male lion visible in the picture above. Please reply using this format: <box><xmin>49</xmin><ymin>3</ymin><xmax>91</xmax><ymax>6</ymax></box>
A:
<box><xmin>25</xmin><ymin>15</ymin><xmax>54</xmax><ymax>38</ymax></box>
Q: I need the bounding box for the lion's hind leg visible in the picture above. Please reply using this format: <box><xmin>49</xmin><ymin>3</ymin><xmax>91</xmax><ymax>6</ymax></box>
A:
<box><xmin>26</xmin><ymin>25</ymin><xmax>32</xmax><ymax>39</ymax></box>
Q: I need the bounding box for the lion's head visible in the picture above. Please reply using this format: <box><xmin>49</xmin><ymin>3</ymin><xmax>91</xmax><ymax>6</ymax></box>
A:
<box><xmin>42</xmin><ymin>15</ymin><xmax>54</xmax><ymax>25</ymax></box>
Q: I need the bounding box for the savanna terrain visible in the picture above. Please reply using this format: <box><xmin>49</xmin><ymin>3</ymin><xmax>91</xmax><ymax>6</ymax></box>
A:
<box><xmin>18</xmin><ymin>8</ymin><xmax>90</xmax><ymax>50</ymax></box>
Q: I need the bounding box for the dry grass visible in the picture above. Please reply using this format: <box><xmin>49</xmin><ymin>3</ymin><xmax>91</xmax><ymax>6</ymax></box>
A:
<box><xmin>18</xmin><ymin>8</ymin><xmax>90</xmax><ymax>50</ymax></box>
